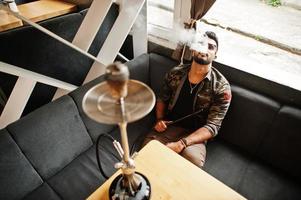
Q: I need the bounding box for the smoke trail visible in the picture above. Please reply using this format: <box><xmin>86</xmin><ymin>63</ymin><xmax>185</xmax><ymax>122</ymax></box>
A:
<box><xmin>167</xmin><ymin>21</ymin><xmax>196</xmax><ymax>45</ymax></box>
<box><xmin>130</xmin><ymin>1</ymin><xmax>210</xmax><ymax>54</ymax></box>
<box><xmin>163</xmin><ymin>21</ymin><xmax>208</xmax><ymax>54</ymax></box>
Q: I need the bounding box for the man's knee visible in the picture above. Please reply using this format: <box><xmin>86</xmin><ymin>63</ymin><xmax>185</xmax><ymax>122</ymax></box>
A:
<box><xmin>180</xmin><ymin>143</ymin><xmax>206</xmax><ymax>168</ymax></box>
<box><xmin>141</xmin><ymin>129</ymin><xmax>159</xmax><ymax>147</ymax></box>
<box><xmin>141</xmin><ymin>136</ymin><xmax>154</xmax><ymax>147</ymax></box>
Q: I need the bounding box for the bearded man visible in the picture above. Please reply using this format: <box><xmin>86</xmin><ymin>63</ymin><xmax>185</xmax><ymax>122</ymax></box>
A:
<box><xmin>142</xmin><ymin>31</ymin><xmax>232</xmax><ymax>168</ymax></box>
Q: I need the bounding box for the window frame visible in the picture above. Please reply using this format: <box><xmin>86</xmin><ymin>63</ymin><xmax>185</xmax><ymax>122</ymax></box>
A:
<box><xmin>148</xmin><ymin>0</ymin><xmax>190</xmax><ymax>41</ymax></box>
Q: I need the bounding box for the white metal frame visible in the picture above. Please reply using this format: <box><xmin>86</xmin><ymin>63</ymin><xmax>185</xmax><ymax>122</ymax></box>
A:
<box><xmin>52</xmin><ymin>0</ymin><xmax>113</xmax><ymax>99</ymax></box>
<box><xmin>0</xmin><ymin>0</ymin><xmax>148</xmax><ymax>128</ymax></box>
<box><xmin>83</xmin><ymin>0</ymin><xmax>146</xmax><ymax>83</ymax></box>
<box><xmin>173</xmin><ymin>0</ymin><xmax>190</xmax><ymax>23</ymax></box>
<box><xmin>0</xmin><ymin>61</ymin><xmax>77</xmax><ymax>128</ymax></box>
<box><xmin>132</xmin><ymin>1</ymin><xmax>147</xmax><ymax>58</ymax></box>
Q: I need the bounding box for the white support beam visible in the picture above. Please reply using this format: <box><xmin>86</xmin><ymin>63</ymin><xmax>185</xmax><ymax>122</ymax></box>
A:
<box><xmin>53</xmin><ymin>0</ymin><xmax>113</xmax><ymax>100</ymax></box>
<box><xmin>52</xmin><ymin>89</ymin><xmax>70</xmax><ymax>101</ymax></box>
<box><xmin>132</xmin><ymin>1</ymin><xmax>147</xmax><ymax>58</ymax></box>
<box><xmin>0</xmin><ymin>61</ymin><xmax>77</xmax><ymax>91</ymax></box>
<box><xmin>84</xmin><ymin>0</ymin><xmax>146</xmax><ymax>83</ymax></box>
<box><xmin>0</xmin><ymin>77</ymin><xmax>36</xmax><ymax>129</ymax></box>
<box><xmin>174</xmin><ymin>0</ymin><xmax>190</xmax><ymax>24</ymax></box>
<box><xmin>0</xmin><ymin>61</ymin><xmax>78</xmax><ymax>128</ymax></box>
<box><xmin>82</xmin><ymin>62</ymin><xmax>107</xmax><ymax>84</ymax></box>
<box><xmin>97</xmin><ymin>0</ymin><xmax>146</xmax><ymax>65</ymax></box>
<box><xmin>72</xmin><ymin>0</ymin><xmax>113</xmax><ymax>51</ymax></box>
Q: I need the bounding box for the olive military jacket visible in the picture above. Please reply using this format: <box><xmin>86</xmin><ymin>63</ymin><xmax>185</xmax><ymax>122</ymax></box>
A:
<box><xmin>158</xmin><ymin>64</ymin><xmax>232</xmax><ymax>137</ymax></box>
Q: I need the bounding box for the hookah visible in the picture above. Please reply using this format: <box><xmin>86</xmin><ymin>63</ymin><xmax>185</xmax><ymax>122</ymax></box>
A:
<box><xmin>82</xmin><ymin>62</ymin><xmax>155</xmax><ymax>200</ymax></box>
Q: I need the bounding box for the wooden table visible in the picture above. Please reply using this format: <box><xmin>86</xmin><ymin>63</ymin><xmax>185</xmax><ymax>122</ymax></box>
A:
<box><xmin>0</xmin><ymin>0</ymin><xmax>76</xmax><ymax>32</ymax></box>
<box><xmin>0</xmin><ymin>10</ymin><xmax>22</xmax><ymax>32</ymax></box>
<box><xmin>18</xmin><ymin>0</ymin><xmax>77</xmax><ymax>23</ymax></box>
<box><xmin>87</xmin><ymin>140</ymin><xmax>247</xmax><ymax>200</ymax></box>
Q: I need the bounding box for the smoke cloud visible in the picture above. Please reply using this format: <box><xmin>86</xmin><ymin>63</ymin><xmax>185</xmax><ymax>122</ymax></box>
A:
<box><xmin>161</xmin><ymin>21</ymin><xmax>208</xmax><ymax>54</ymax></box>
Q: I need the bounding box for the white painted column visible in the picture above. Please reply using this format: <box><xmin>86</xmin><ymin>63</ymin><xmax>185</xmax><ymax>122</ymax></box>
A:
<box><xmin>0</xmin><ymin>77</ymin><xmax>36</xmax><ymax>129</ymax></box>
<box><xmin>174</xmin><ymin>0</ymin><xmax>190</xmax><ymax>24</ymax></box>
<box><xmin>52</xmin><ymin>89</ymin><xmax>69</xmax><ymax>100</ymax></box>
<box><xmin>0</xmin><ymin>61</ymin><xmax>77</xmax><ymax>91</ymax></box>
<box><xmin>0</xmin><ymin>61</ymin><xmax>78</xmax><ymax>128</ymax></box>
<box><xmin>72</xmin><ymin>0</ymin><xmax>113</xmax><ymax>51</ymax></box>
<box><xmin>84</xmin><ymin>0</ymin><xmax>146</xmax><ymax>83</ymax></box>
<box><xmin>53</xmin><ymin>0</ymin><xmax>113</xmax><ymax>100</ymax></box>
<box><xmin>132</xmin><ymin>1</ymin><xmax>147</xmax><ymax>58</ymax></box>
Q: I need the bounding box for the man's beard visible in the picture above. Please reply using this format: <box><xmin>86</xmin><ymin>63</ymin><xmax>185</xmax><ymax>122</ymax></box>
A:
<box><xmin>193</xmin><ymin>54</ymin><xmax>210</xmax><ymax>65</ymax></box>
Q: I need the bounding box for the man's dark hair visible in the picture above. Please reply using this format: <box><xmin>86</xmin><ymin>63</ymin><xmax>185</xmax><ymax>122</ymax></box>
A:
<box><xmin>205</xmin><ymin>31</ymin><xmax>218</xmax><ymax>50</ymax></box>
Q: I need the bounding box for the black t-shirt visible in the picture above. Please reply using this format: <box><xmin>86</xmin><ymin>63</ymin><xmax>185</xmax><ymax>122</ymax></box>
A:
<box><xmin>167</xmin><ymin>77</ymin><xmax>200</xmax><ymax>130</ymax></box>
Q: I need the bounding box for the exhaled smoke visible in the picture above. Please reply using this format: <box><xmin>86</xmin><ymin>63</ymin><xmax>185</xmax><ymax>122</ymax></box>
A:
<box><xmin>167</xmin><ymin>21</ymin><xmax>196</xmax><ymax>45</ymax></box>
<box><xmin>129</xmin><ymin>3</ymin><xmax>209</xmax><ymax>54</ymax></box>
<box><xmin>161</xmin><ymin>21</ymin><xmax>208</xmax><ymax>54</ymax></box>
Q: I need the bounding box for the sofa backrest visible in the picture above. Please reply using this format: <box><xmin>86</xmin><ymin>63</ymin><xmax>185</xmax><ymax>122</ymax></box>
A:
<box><xmin>257</xmin><ymin>105</ymin><xmax>301</xmax><ymax>179</ymax></box>
<box><xmin>219</xmin><ymin>85</ymin><xmax>280</xmax><ymax>155</ymax></box>
<box><xmin>0</xmin><ymin>129</ymin><xmax>43</xmax><ymax>200</ymax></box>
<box><xmin>148</xmin><ymin>53</ymin><xmax>301</xmax><ymax>180</ymax></box>
<box><xmin>220</xmin><ymin>86</ymin><xmax>301</xmax><ymax>180</ymax></box>
<box><xmin>0</xmin><ymin>96</ymin><xmax>94</xmax><ymax>199</ymax></box>
<box><xmin>213</xmin><ymin>61</ymin><xmax>301</xmax><ymax>180</ymax></box>
<box><xmin>0</xmin><ymin>95</ymin><xmax>94</xmax><ymax>199</ymax></box>
<box><xmin>1</xmin><ymin>79</ymin><xmax>127</xmax><ymax>200</ymax></box>
<box><xmin>148</xmin><ymin>53</ymin><xmax>178</xmax><ymax>96</ymax></box>
<box><xmin>6</xmin><ymin>95</ymin><xmax>93</xmax><ymax>180</ymax></box>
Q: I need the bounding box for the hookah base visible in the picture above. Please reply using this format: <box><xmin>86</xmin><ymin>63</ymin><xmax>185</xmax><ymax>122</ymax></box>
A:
<box><xmin>109</xmin><ymin>172</ymin><xmax>151</xmax><ymax>200</ymax></box>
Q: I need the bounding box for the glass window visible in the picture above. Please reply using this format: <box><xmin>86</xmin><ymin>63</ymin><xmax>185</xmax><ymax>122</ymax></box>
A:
<box><xmin>148</xmin><ymin>0</ymin><xmax>174</xmax><ymax>29</ymax></box>
<box><xmin>147</xmin><ymin>0</ymin><xmax>301</xmax><ymax>91</ymax></box>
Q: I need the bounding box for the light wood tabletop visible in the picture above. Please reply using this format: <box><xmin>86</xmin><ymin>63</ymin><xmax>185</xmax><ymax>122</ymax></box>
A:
<box><xmin>87</xmin><ymin>140</ymin><xmax>247</xmax><ymax>200</ymax></box>
<box><xmin>0</xmin><ymin>0</ymin><xmax>77</xmax><ymax>32</ymax></box>
<box><xmin>0</xmin><ymin>10</ymin><xmax>23</xmax><ymax>32</ymax></box>
<box><xmin>18</xmin><ymin>0</ymin><xmax>77</xmax><ymax>22</ymax></box>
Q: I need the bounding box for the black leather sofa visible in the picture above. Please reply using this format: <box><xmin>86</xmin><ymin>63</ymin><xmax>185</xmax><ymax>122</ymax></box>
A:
<box><xmin>1</xmin><ymin>53</ymin><xmax>301</xmax><ymax>200</ymax></box>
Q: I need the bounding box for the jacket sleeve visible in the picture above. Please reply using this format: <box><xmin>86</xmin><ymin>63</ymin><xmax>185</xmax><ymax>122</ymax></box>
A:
<box><xmin>204</xmin><ymin>83</ymin><xmax>232</xmax><ymax>137</ymax></box>
<box><xmin>157</xmin><ymin>71</ymin><xmax>172</xmax><ymax>104</ymax></box>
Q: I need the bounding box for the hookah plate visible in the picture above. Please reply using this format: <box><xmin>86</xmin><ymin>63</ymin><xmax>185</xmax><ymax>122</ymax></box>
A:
<box><xmin>82</xmin><ymin>80</ymin><xmax>155</xmax><ymax>124</ymax></box>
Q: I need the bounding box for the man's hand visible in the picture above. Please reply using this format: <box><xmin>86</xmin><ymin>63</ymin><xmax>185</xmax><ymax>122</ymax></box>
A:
<box><xmin>154</xmin><ymin>120</ymin><xmax>171</xmax><ymax>132</ymax></box>
<box><xmin>166</xmin><ymin>141</ymin><xmax>185</xmax><ymax>153</ymax></box>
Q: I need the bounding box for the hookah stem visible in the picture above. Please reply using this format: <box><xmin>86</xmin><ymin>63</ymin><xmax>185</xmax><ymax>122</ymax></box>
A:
<box><xmin>119</xmin><ymin>97</ymin><xmax>130</xmax><ymax>163</ymax></box>
<box><xmin>119</xmin><ymin>97</ymin><xmax>140</xmax><ymax>196</ymax></box>
<box><xmin>167</xmin><ymin>108</ymin><xmax>203</xmax><ymax>126</ymax></box>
